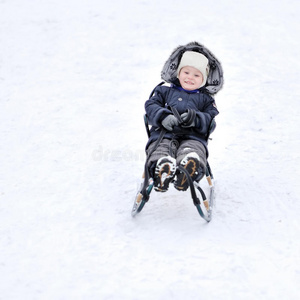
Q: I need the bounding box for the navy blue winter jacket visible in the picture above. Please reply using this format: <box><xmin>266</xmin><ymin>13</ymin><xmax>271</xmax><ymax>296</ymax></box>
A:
<box><xmin>145</xmin><ymin>84</ymin><xmax>219</xmax><ymax>156</ymax></box>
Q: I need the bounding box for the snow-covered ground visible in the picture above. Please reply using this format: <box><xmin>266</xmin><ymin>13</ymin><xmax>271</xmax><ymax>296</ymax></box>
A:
<box><xmin>1</xmin><ymin>0</ymin><xmax>299</xmax><ymax>299</ymax></box>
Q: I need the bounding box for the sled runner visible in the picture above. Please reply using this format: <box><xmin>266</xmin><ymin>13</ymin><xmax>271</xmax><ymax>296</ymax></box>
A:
<box><xmin>131</xmin><ymin>42</ymin><xmax>223</xmax><ymax>222</ymax></box>
<box><xmin>131</xmin><ymin>110</ymin><xmax>216</xmax><ymax>222</ymax></box>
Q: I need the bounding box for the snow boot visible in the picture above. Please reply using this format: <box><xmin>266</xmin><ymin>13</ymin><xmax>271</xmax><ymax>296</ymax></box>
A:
<box><xmin>154</xmin><ymin>156</ymin><xmax>176</xmax><ymax>192</ymax></box>
<box><xmin>174</xmin><ymin>152</ymin><xmax>202</xmax><ymax>191</ymax></box>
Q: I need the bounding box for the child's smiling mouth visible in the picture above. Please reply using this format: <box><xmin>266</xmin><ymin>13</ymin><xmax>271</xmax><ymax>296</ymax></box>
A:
<box><xmin>185</xmin><ymin>81</ymin><xmax>194</xmax><ymax>85</ymax></box>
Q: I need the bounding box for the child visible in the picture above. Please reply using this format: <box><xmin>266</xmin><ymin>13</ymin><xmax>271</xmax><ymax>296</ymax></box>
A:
<box><xmin>144</xmin><ymin>42</ymin><xmax>223</xmax><ymax>192</ymax></box>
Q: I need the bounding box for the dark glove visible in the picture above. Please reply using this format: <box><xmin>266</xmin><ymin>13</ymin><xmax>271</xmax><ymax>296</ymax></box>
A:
<box><xmin>161</xmin><ymin>115</ymin><xmax>179</xmax><ymax>131</ymax></box>
<box><xmin>181</xmin><ymin>109</ymin><xmax>198</xmax><ymax>128</ymax></box>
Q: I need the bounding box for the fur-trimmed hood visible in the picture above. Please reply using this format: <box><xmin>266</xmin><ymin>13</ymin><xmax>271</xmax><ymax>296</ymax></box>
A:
<box><xmin>161</xmin><ymin>42</ymin><xmax>224</xmax><ymax>95</ymax></box>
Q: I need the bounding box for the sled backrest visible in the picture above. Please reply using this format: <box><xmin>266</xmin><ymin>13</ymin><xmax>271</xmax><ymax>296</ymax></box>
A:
<box><xmin>206</xmin><ymin>118</ymin><xmax>216</xmax><ymax>141</ymax></box>
<box><xmin>144</xmin><ymin>114</ymin><xmax>151</xmax><ymax>138</ymax></box>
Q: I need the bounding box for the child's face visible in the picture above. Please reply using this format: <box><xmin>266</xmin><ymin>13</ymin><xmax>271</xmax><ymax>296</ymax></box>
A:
<box><xmin>178</xmin><ymin>66</ymin><xmax>203</xmax><ymax>90</ymax></box>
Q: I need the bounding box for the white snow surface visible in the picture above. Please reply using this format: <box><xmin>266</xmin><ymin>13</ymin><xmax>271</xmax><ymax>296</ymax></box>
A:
<box><xmin>1</xmin><ymin>0</ymin><xmax>300</xmax><ymax>299</ymax></box>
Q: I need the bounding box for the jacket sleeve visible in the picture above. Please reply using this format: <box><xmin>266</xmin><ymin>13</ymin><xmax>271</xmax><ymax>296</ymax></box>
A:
<box><xmin>194</xmin><ymin>94</ymin><xmax>219</xmax><ymax>135</ymax></box>
<box><xmin>145</xmin><ymin>86</ymin><xmax>171</xmax><ymax>127</ymax></box>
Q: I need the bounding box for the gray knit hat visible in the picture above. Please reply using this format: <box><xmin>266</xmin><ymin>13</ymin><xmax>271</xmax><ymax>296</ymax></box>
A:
<box><xmin>177</xmin><ymin>51</ymin><xmax>209</xmax><ymax>88</ymax></box>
